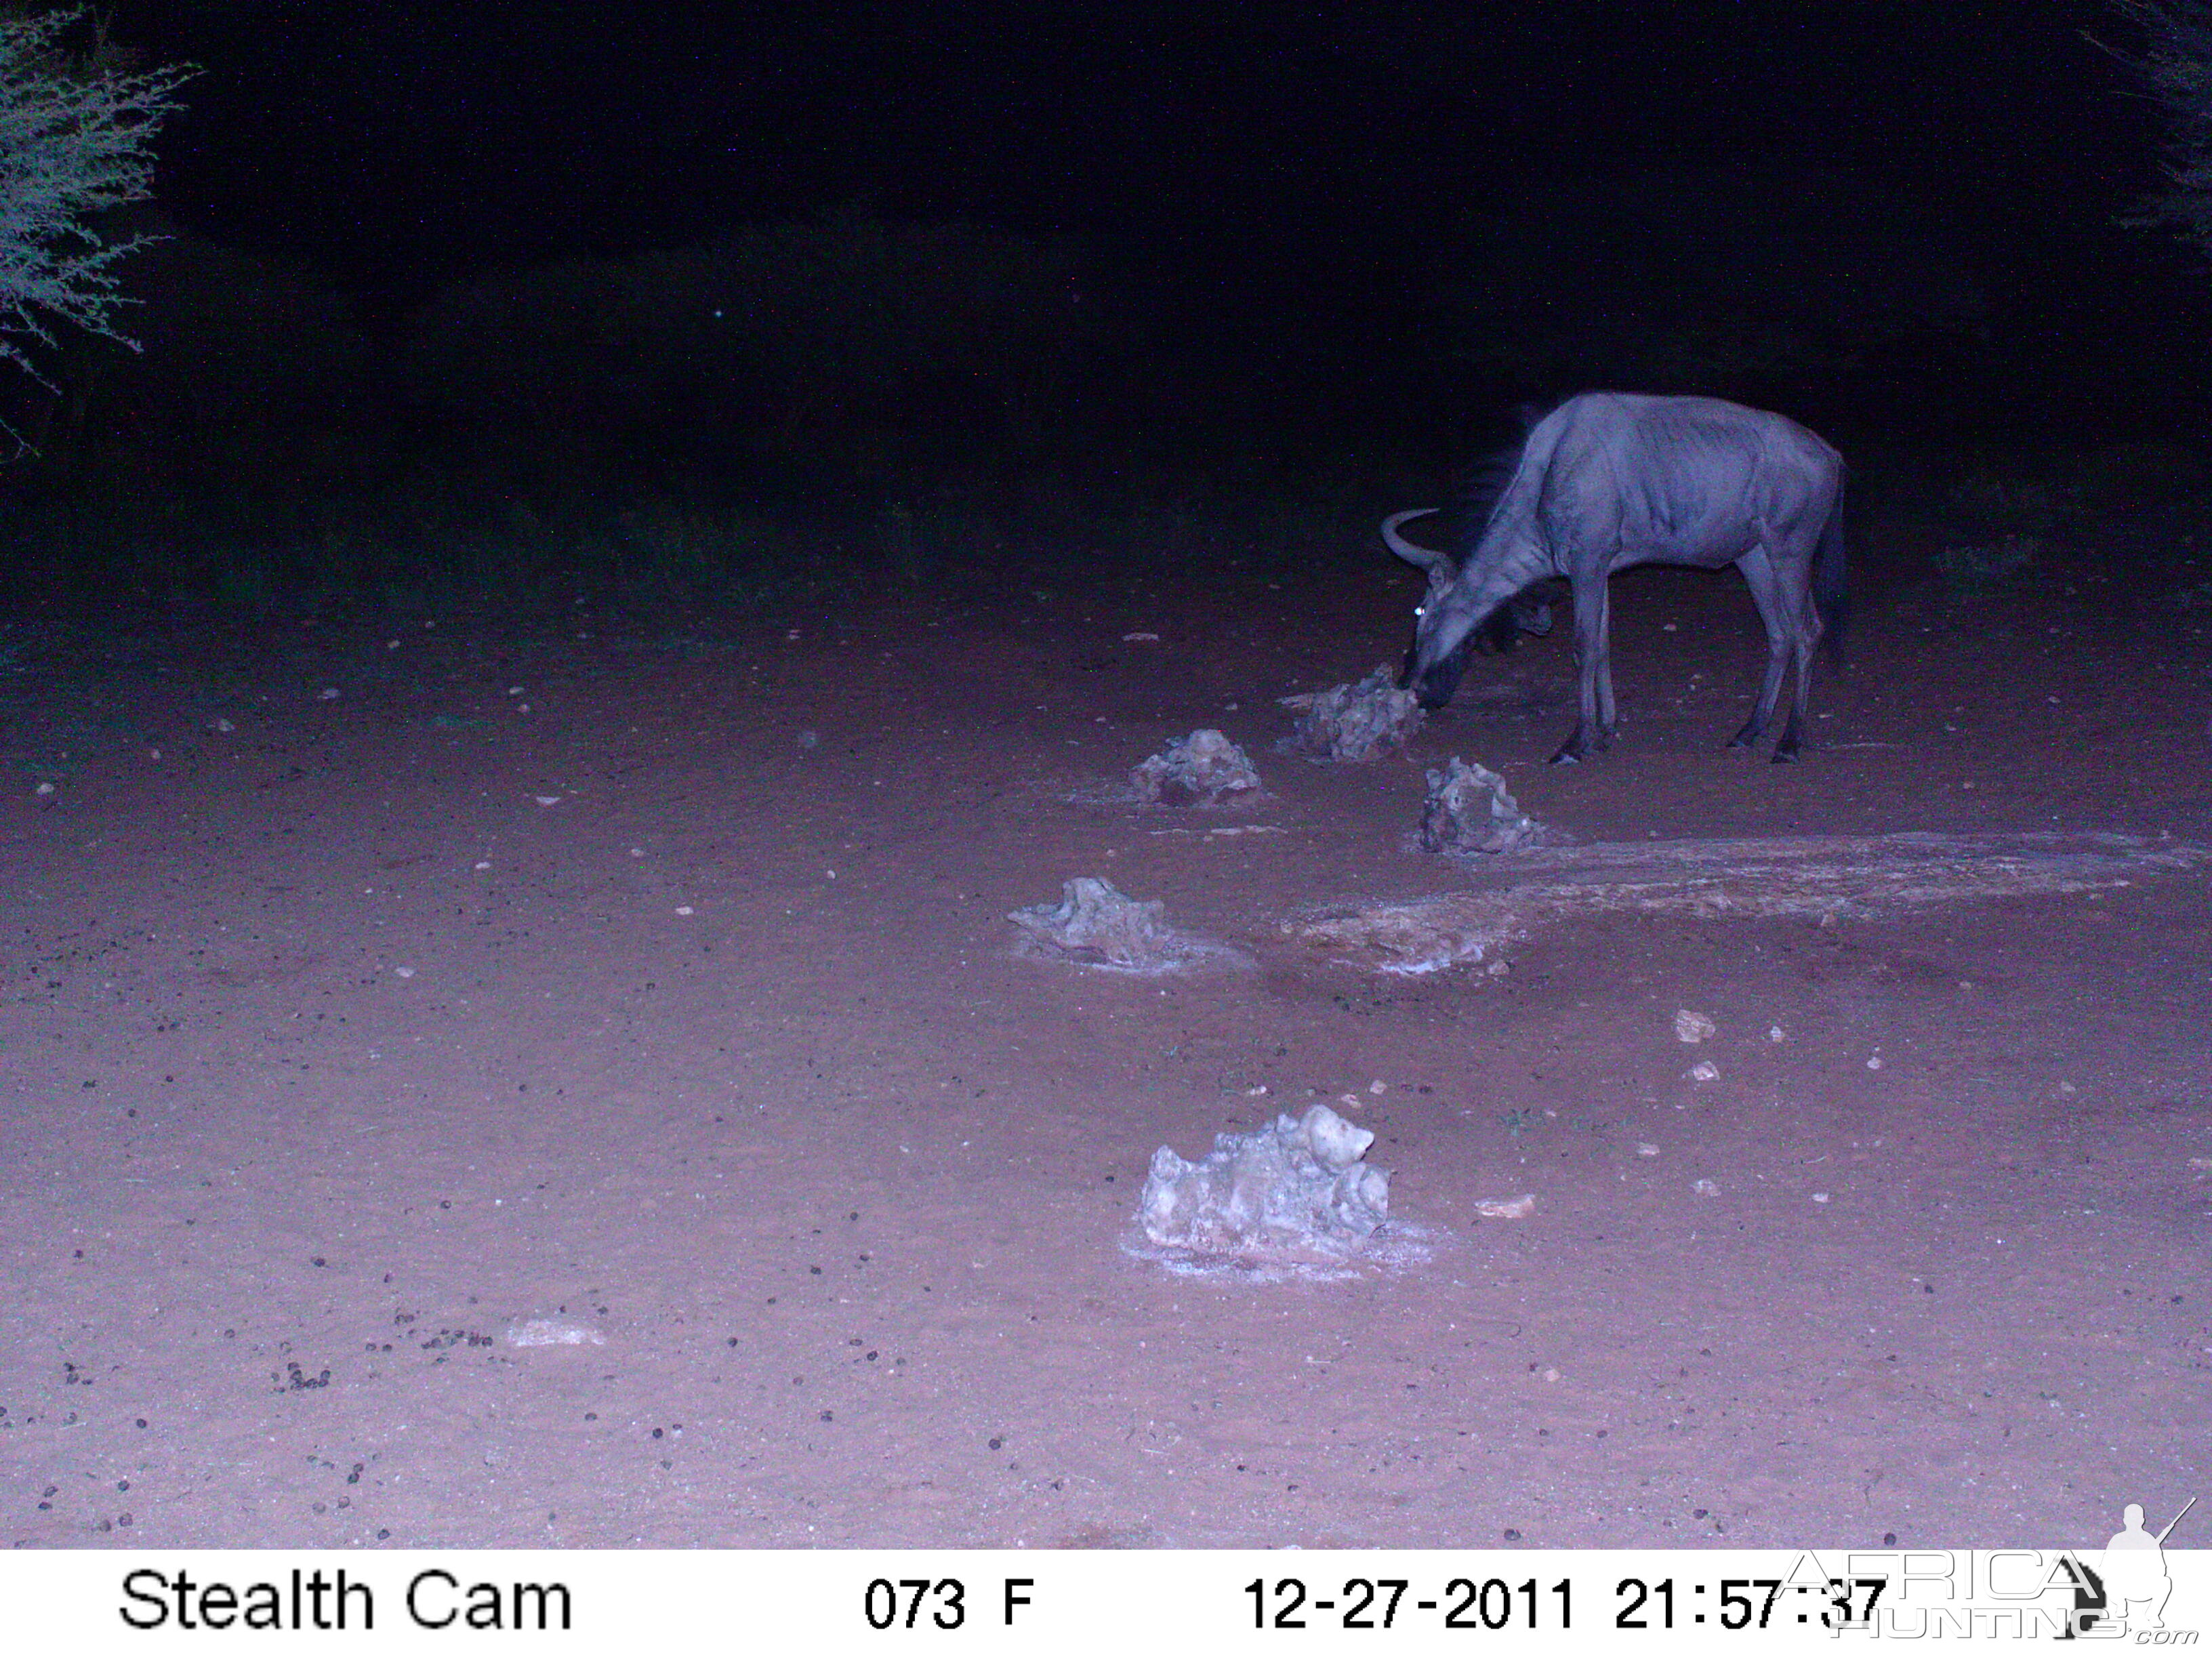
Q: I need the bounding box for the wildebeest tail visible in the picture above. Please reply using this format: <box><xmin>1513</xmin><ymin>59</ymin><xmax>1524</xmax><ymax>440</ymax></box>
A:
<box><xmin>1815</xmin><ymin>480</ymin><xmax>1848</xmax><ymax>658</ymax></box>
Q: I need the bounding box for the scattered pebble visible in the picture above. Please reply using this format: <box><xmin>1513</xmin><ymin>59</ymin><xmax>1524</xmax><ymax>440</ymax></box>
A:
<box><xmin>1693</xmin><ymin>1179</ymin><xmax>1721</xmax><ymax>1197</ymax></box>
<box><xmin>1636</xmin><ymin>1143</ymin><xmax>1660</xmax><ymax>1158</ymax></box>
<box><xmin>318</xmin><ymin>687</ymin><xmax>340</xmax><ymax>700</ymax></box>
<box><xmin>505</xmin><ymin>1319</ymin><xmax>606</xmax><ymax>1348</ymax></box>
<box><xmin>393</xmin><ymin>966</ymin><xmax>415</xmax><ymax>979</ymax></box>
<box><xmin>1812</xmin><ymin>1192</ymin><xmax>1831</xmax><ymax>1204</ymax></box>
<box><xmin>534</xmin><ymin>795</ymin><xmax>562</xmax><ymax>807</ymax></box>
<box><xmin>1475</xmin><ymin>1193</ymin><xmax>1537</xmax><ymax>1220</ymax></box>
<box><xmin>1768</xmin><ymin>1025</ymin><xmax>1786</xmax><ymax>1042</ymax></box>
<box><xmin>1688</xmin><ymin>1061</ymin><xmax>1719</xmax><ymax>1083</ymax></box>
<box><xmin>1123</xmin><ymin>632</ymin><xmax>1160</xmax><ymax>642</ymax></box>
<box><xmin>1674</xmin><ymin>1010</ymin><xmax>1717</xmax><ymax>1044</ymax></box>
<box><xmin>1867</xmin><ymin>1054</ymin><xmax>1885</xmax><ymax>1071</ymax></box>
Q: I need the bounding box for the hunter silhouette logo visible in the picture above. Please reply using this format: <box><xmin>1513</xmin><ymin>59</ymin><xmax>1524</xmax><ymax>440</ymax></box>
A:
<box><xmin>2068</xmin><ymin>1497</ymin><xmax>2197</xmax><ymax>1637</ymax></box>
<box><xmin>2101</xmin><ymin>1498</ymin><xmax>2194</xmax><ymax>1634</ymax></box>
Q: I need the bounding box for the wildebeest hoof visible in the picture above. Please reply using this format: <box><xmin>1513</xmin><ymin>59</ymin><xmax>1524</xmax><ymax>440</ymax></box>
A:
<box><xmin>1770</xmin><ymin>744</ymin><xmax>1800</xmax><ymax>765</ymax></box>
<box><xmin>1548</xmin><ymin>746</ymin><xmax>1584</xmax><ymax>766</ymax></box>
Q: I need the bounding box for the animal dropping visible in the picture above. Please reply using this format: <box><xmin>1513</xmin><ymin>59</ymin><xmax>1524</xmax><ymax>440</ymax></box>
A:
<box><xmin>1279</xmin><ymin>667</ymin><xmax>1425</xmax><ymax>761</ymax></box>
<box><xmin>1130</xmin><ymin>728</ymin><xmax>1263</xmax><ymax>805</ymax></box>
<box><xmin>1140</xmin><ymin>1103</ymin><xmax>1391</xmax><ymax>1263</ymax></box>
<box><xmin>1421</xmin><ymin>756</ymin><xmax>1540</xmax><ymax>853</ymax></box>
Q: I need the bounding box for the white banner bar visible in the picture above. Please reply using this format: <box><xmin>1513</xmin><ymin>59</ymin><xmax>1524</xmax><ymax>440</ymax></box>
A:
<box><xmin>4</xmin><ymin>1549</ymin><xmax>2205</xmax><ymax>1655</ymax></box>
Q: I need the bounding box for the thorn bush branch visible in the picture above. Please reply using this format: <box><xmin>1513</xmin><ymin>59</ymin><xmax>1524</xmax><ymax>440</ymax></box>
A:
<box><xmin>0</xmin><ymin>7</ymin><xmax>194</xmax><ymax>391</ymax></box>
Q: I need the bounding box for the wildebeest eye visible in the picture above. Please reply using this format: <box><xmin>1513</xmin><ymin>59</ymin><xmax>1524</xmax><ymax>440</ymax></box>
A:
<box><xmin>1414</xmin><ymin>605</ymin><xmax>1426</xmax><ymax>617</ymax></box>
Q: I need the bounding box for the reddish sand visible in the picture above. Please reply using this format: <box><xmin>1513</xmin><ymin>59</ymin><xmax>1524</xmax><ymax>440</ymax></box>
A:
<box><xmin>3</xmin><ymin>545</ymin><xmax>2206</xmax><ymax>1549</ymax></box>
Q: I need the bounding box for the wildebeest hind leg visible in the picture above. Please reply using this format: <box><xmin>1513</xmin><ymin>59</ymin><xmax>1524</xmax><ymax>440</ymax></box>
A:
<box><xmin>1728</xmin><ymin>548</ymin><xmax>1793</xmax><ymax>753</ymax></box>
<box><xmin>1769</xmin><ymin>588</ymin><xmax>1824</xmax><ymax>763</ymax></box>
<box><xmin>1552</xmin><ymin>571</ymin><xmax>1611</xmax><ymax>763</ymax></box>
<box><xmin>1771</xmin><ymin>693</ymin><xmax>1806</xmax><ymax>762</ymax></box>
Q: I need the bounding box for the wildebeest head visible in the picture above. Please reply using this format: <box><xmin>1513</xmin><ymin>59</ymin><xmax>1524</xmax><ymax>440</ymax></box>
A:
<box><xmin>1384</xmin><ymin>508</ymin><xmax>1547</xmax><ymax>709</ymax></box>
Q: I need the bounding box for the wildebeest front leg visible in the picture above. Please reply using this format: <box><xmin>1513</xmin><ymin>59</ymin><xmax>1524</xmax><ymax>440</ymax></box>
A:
<box><xmin>1728</xmin><ymin>546</ymin><xmax>1796</xmax><ymax>758</ymax></box>
<box><xmin>1551</xmin><ymin>570</ymin><xmax>1612</xmax><ymax>764</ymax></box>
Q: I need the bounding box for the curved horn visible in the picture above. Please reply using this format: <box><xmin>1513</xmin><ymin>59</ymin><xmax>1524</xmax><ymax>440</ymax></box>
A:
<box><xmin>1382</xmin><ymin>508</ymin><xmax>1450</xmax><ymax>571</ymax></box>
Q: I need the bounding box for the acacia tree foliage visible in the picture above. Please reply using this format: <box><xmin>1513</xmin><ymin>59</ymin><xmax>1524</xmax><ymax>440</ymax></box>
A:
<box><xmin>0</xmin><ymin>7</ymin><xmax>192</xmax><ymax>388</ymax></box>
<box><xmin>2109</xmin><ymin>1</ymin><xmax>2212</xmax><ymax>260</ymax></box>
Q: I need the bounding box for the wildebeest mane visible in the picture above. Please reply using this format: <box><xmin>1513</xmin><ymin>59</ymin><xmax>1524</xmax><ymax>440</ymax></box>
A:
<box><xmin>1451</xmin><ymin>400</ymin><xmax>1565</xmax><ymax>655</ymax></box>
<box><xmin>1460</xmin><ymin>399</ymin><xmax>1557</xmax><ymax>540</ymax></box>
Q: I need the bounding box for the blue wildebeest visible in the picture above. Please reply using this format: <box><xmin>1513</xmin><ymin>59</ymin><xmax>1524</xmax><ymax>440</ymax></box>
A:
<box><xmin>1385</xmin><ymin>392</ymin><xmax>1847</xmax><ymax>764</ymax></box>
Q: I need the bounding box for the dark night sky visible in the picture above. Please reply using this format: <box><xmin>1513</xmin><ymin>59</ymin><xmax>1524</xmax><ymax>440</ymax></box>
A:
<box><xmin>123</xmin><ymin>0</ymin><xmax>2171</xmax><ymax>295</ymax></box>
<box><xmin>49</xmin><ymin>0</ymin><xmax>2200</xmax><ymax>457</ymax></box>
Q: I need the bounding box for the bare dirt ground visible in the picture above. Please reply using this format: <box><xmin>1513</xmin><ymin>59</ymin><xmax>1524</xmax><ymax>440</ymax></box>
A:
<box><xmin>3</xmin><ymin>537</ymin><xmax>2207</xmax><ymax>1551</ymax></box>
